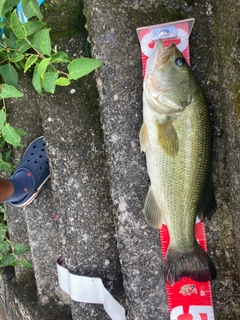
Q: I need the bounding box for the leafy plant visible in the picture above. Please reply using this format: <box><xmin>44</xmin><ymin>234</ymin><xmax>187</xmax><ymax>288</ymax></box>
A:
<box><xmin>0</xmin><ymin>0</ymin><xmax>103</xmax><ymax>267</ymax></box>
<box><xmin>0</xmin><ymin>0</ymin><xmax>102</xmax><ymax>171</ymax></box>
<box><xmin>0</xmin><ymin>203</ymin><xmax>32</xmax><ymax>268</ymax></box>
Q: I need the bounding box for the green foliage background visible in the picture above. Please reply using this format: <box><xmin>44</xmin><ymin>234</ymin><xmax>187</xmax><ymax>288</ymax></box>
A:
<box><xmin>0</xmin><ymin>0</ymin><xmax>102</xmax><ymax>268</ymax></box>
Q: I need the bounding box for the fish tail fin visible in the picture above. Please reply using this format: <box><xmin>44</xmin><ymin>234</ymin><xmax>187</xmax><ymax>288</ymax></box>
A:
<box><xmin>163</xmin><ymin>241</ymin><xmax>216</xmax><ymax>285</ymax></box>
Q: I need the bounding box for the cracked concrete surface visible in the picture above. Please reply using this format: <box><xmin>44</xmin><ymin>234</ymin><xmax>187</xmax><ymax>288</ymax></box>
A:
<box><xmin>0</xmin><ymin>0</ymin><xmax>240</xmax><ymax>319</ymax></box>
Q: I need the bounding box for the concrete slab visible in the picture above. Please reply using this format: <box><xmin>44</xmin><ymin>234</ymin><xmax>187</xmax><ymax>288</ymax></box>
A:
<box><xmin>84</xmin><ymin>0</ymin><xmax>240</xmax><ymax>318</ymax></box>
<box><xmin>37</xmin><ymin>33</ymin><xmax>125</xmax><ymax>319</ymax></box>
<box><xmin>1</xmin><ymin>0</ymin><xmax>240</xmax><ymax>319</ymax></box>
<box><xmin>83</xmin><ymin>1</ymin><xmax>172</xmax><ymax>318</ymax></box>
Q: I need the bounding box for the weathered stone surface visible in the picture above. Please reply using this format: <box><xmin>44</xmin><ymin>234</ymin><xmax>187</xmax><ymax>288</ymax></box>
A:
<box><xmin>4</xmin><ymin>75</ymin><xmax>71</xmax><ymax>312</ymax></box>
<box><xmin>214</xmin><ymin>0</ymin><xmax>240</xmax><ymax>265</ymax></box>
<box><xmin>84</xmin><ymin>0</ymin><xmax>240</xmax><ymax>319</ymax></box>
<box><xmin>83</xmin><ymin>1</ymin><xmax>173</xmax><ymax>319</ymax></box>
<box><xmin>37</xmin><ymin>33</ymin><xmax>124</xmax><ymax>319</ymax></box>
<box><xmin>24</xmin><ymin>182</ymin><xmax>67</xmax><ymax>305</ymax></box>
<box><xmin>5</xmin><ymin>75</ymin><xmax>43</xmax><ymax>284</ymax></box>
<box><xmin>1</xmin><ymin>0</ymin><xmax>240</xmax><ymax>319</ymax></box>
<box><xmin>3</xmin><ymin>1</ymin><xmax>124</xmax><ymax>318</ymax></box>
<box><xmin>0</xmin><ymin>267</ymin><xmax>71</xmax><ymax>320</ymax></box>
<box><xmin>212</xmin><ymin>1</ymin><xmax>240</xmax><ymax>318</ymax></box>
<box><xmin>42</xmin><ymin>0</ymin><xmax>87</xmax><ymax>39</ymax></box>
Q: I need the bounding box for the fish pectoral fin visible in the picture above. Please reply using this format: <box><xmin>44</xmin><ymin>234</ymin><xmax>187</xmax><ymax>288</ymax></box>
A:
<box><xmin>140</xmin><ymin>123</ymin><xmax>150</xmax><ymax>152</ymax></box>
<box><xmin>144</xmin><ymin>187</ymin><xmax>162</xmax><ymax>229</ymax></box>
<box><xmin>156</xmin><ymin>119</ymin><xmax>179</xmax><ymax>157</ymax></box>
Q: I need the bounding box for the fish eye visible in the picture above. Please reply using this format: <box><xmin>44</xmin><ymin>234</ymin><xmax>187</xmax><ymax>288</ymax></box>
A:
<box><xmin>175</xmin><ymin>57</ymin><xmax>185</xmax><ymax>66</ymax></box>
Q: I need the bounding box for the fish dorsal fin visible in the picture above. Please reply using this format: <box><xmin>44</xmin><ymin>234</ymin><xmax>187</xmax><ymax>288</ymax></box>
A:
<box><xmin>139</xmin><ymin>123</ymin><xmax>150</xmax><ymax>152</ymax></box>
<box><xmin>144</xmin><ymin>187</ymin><xmax>162</xmax><ymax>229</ymax></box>
<box><xmin>156</xmin><ymin>118</ymin><xmax>179</xmax><ymax>157</ymax></box>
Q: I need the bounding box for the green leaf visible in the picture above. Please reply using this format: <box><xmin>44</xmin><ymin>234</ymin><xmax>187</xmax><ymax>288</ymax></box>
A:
<box><xmin>13</xmin><ymin>243</ymin><xmax>30</xmax><ymax>256</ymax></box>
<box><xmin>0</xmin><ymin>84</ymin><xmax>23</xmax><ymax>99</ymax></box>
<box><xmin>67</xmin><ymin>58</ymin><xmax>103</xmax><ymax>80</ymax></box>
<box><xmin>0</xmin><ymin>222</ymin><xmax>7</xmax><ymax>229</ymax></box>
<box><xmin>51</xmin><ymin>51</ymin><xmax>71</xmax><ymax>63</ymax></box>
<box><xmin>0</xmin><ymin>136</ymin><xmax>6</xmax><ymax>149</ymax></box>
<box><xmin>22</xmin><ymin>0</ymin><xmax>43</xmax><ymax>20</ymax></box>
<box><xmin>46</xmin><ymin>64</ymin><xmax>56</xmax><ymax>73</ymax></box>
<box><xmin>0</xmin><ymin>242</ymin><xmax>9</xmax><ymax>254</ymax></box>
<box><xmin>42</xmin><ymin>72</ymin><xmax>58</xmax><ymax>94</ymax></box>
<box><xmin>38</xmin><ymin>57</ymin><xmax>51</xmax><ymax>78</ymax></box>
<box><xmin>32</xmin><ymin>63</ymin><xmax>42</xmax><ymax>95</ymax></box>
<box><xmin>0</xmin><ymin>223</ymin><xmax>7</xmax><ymax>236</ymax></box>
<box><xmin>0</xmin><ymin>109</ymin><xmax>7</xmax><ymax>130</ymax></box>
<box><xmin>0</xmin><ymin>64</ymin><xmax>18</xmax><ymax>88</ymax></box>
<box><xmin>15</xmin><ymin>60</ymin><xmax>26</xmax><ymax>70</ymax></box>
<box><xmin>9</xmin><ymin>52</ymin><xmax>25</xmax><ymax>63</ymax></box>
<box><xmin>2</xmin><ymin>150</ymin><xmax>12</xmax><ymax>162</ymax></box>
<box><xmin>1</xmin><ymin>0</ymin><xmax>20</xmax><ymax>16</ymax></box>
<box><xmin>24</xmin><ymin>20</ymin><xmax>46</xmax><ymax>36</ymax></box>
<box><xmin>0</xmin><ymin>48</ymin><xmax>8</xmax><ymax>60</ymax></box>
<box><xmin>2</xmin><ymin>123</ymin><xmax>22</xmax><ymax>146</ymax></box>
<box><xmin>12</xmin><ymin>260</ymin><xmax>21</xmax><ymax>266</ymax></box>
<box><xmin>0</xmin><ymin>1</ymin><xmax>4</xmax><ymax>16</ymax></box>
<box><xmin>11</xmin><ymin>9</ymin><xmax>26</xmax><ymax>40</ymax></box>
<box><xmin>3</xmin><ymin>27</ymin><xmax>18</xmax><ymax>49</ymax></box>
<box><xmin>16</xmin><ymin>39</ymin><xmax>31</xmax><ymax>53</ymax></box>
<box><xmin>55</xmin><ymin>77</ymin><xmax>71</xmax><ymax>86</ymax></box>
<box><xmin>8</xmin><ymin>0</ymin><xmax>20</xmax><ymax>5</ymax></box>
<box><xmin>0</xmin><ymin>204</ymin><xmax>4</xmax><ymax>214</ymax></box>
<box><xmin>24</xmin><ymin>54</ymin><xmax>38</xmax><ymax>73</ymax></box>
<box><xmin>31</xmin><ymin>28</ymin><xmax>51</xmax><ymax>56</ymax></box>
<box><xmin>0</xmin><ymin>253</ymin><xmax>18</xmax><ymax>267</ymax></box>
<box><xmin>21</xmin><ymin>258</ymin><xmax>33</xmax><ymax>268</ymax></box>
<box><xmin>0</xmin><ymin>155</ymin><xmax>13</xmax><ymax>173</ymax></box>
<box><xmin>13</xmin><ymin>126</ymin><xmax>27</xmax><ymax>137</ymax></box>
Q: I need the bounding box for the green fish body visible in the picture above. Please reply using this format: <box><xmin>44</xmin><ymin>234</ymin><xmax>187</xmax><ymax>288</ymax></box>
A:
<box><xmin>140</xmin><ymin>41</ymin><xmax>216</xmax><ymax>285</ymax></box>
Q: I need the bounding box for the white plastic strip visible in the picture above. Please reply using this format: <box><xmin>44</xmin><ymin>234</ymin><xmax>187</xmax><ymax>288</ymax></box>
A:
<box><xmin>57</xmin><ymin>258</ymin><xmax>126</xmax><ymax>320</ymax></box>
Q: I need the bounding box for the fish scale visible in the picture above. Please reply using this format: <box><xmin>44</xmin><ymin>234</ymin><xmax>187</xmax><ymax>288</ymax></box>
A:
<box><xmin>145</xmin><ymin>94</ymin><xmax>211</xmax><ymax>245</ymax></box>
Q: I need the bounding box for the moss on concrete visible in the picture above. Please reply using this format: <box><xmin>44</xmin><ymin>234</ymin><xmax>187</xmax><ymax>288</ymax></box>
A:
<box><xmin>127</xmin><ymin>3</ymin><xmax>182</xmax><ymax>29</ymax></box>
<box><xmin>214</xmin><ymin>1</ymin><xmax>240</xmax><ymax>115</ymax></box>
<box><xmin>42</xmin><ymin>0</ymin><xmax>86</xmax><ymax>40</ymax></box>
<box><xmin>214</xmin><ymin>2</ymin><xmax>240</xmax><ymax>304</ymax></box>
<box><xmin>84</xmin><ymin>1</ymin><xmax>182</xmax><ymax>46</ymax></box>
<box><xmin>234</xmin><ymin>84</ymin><xmax>240</xmax><ymax>115</ymax></box>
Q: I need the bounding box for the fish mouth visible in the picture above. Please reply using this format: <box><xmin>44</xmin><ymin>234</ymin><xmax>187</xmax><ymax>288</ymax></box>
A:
<box><xmin>153</xmin><ymin>39</ymin><xmax>165</xmax><ymax>55</ymax></box>
<box><xmin>153</xmin><ymin>40</ymin><xmax>175</xmax><ymax>67</ymax></box>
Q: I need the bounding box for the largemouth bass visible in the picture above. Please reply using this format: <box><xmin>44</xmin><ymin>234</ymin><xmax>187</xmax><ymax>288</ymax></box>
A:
<box><xmin>140</xmin><ymin>40</ymin><xmax>216</xmax><ymax>285</ymax></box>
